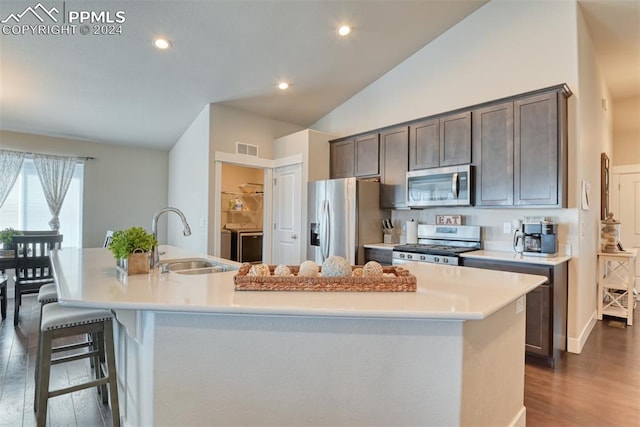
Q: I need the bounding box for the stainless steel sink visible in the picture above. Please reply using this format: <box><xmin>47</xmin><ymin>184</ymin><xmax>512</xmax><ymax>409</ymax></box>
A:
<box><xmin>161</xmin><ymin>258</ymin><xmax>238</xmax><ymax>275</ymax></box>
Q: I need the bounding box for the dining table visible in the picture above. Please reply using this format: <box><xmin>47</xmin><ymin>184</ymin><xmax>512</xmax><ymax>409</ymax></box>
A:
<box><xmin>0</xmin><ymin>250</ymin><xmax>15</xmax><ymax>272</ymax></box>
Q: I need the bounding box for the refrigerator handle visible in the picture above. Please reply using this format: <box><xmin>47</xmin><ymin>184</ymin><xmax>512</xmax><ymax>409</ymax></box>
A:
<box><xmin>320</xmin><ymin>200</ymin><xmax>330</xmax><ymax>261</ymax></box>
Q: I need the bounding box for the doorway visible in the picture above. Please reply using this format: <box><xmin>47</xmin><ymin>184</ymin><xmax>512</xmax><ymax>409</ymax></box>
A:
<box><xmin>213</xmin><ymin>151</ymin><xmax>303</xmax><ymax>264</ymax></box>
<box><xmin>611</xmin><ymin>165</ymin><xmax>640</xmax><ymax>295</ymax></box>
<box><xmin>220</xmin><ymin>164</ymin><xmax>264</xmax><ymax>263</ymax></box>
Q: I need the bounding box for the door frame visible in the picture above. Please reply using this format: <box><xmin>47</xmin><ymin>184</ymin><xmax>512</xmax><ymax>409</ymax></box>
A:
<box><xmin>213</xmin><ymin>151</ymin><xmax>302</xmax><ymax>263</ymax></box>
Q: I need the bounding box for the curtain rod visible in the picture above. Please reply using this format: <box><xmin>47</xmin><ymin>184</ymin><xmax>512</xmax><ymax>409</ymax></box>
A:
<box><xmin>3</xmin><ymin>149</ymin><xmax>95</xmax><ymax>161</ymax></box>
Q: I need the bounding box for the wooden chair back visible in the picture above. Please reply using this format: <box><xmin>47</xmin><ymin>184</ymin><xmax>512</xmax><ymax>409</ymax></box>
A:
<box><xmin>13</xmin><ymin>234</ymin><xmax>63</xmax><ymax>282</ymax></box>
<box><xmin>19</xmin><ymin>230</ymin><xmax>59</xmax><ymax>236</ymax></box>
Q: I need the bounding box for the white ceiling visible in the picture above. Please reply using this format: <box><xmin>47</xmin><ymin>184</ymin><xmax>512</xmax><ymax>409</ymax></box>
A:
<box><xmin>0</xmin><ymin>0</ymin><xmax>638</xmax><ymax>151</ymax></box>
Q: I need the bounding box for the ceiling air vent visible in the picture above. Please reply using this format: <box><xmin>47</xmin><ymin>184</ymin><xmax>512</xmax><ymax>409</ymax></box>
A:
<box><xmin>236</xmin><ymin>142</ymin><xmax>259</xmax><ymax>157</ymax></box>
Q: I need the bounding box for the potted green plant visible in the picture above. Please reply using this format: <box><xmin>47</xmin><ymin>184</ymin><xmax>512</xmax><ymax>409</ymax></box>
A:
<box><xmin>0</xmin><ymin>228</ymin><xmax>23</xmax><ymax>250</ymax></box>
<box><xmin>108</xmin><ymin>226</ymin><xmax>157</xmax><ymax>275</ymax></box>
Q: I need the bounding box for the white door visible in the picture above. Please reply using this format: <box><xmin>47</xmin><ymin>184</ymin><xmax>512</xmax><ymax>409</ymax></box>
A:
<box><xmin>272</xmin><ymin>164</ymin><xmax>302</xmax><ymax>265</ymax></box>
<box><xmin>616</xmin><ymin>172</ymin><xmax>640</xmax><ymax>294</ymax></box>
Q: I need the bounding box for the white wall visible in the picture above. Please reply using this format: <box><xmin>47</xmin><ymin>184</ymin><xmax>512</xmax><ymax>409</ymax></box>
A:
<box><xmin>0</xmin><ymin>130</ymin><xmax>168</xmax><ymax>247</ymax></box>
<box><xmin>312</xmin><ymin>1</ymin><xmax>612</xmax><ymax>352</ymax></box>
<box><xmin>206</xmin><ymin>104</ymin><xmax>303</xmax><ymax>252</ymax></box>
<box><xmin>612</xmin><ymin>96</ymin><xmax>640</xmax><ymax>166</ymax></box>
<box><xmin>573</xmin><ymin>3</ymin><xmax>614</xmax><ymax>349</ymax></box>
<box><xmin>168</xmin><ymin>105</ymin><xmax>210</xmax><ymax>253</ymax></box>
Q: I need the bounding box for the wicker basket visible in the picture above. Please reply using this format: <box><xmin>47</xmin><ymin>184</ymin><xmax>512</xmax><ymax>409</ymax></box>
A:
<box><xmin>234</xmin><ymin>263</ymin><xmax>417</xmax><ymax>292</ymax></box>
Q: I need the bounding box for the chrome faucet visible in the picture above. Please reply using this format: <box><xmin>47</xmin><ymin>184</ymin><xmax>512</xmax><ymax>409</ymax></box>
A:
<box><xmin>151</xmin><ymin>207</ymin><xmax>192</xmax><ymax>268</ymax></box>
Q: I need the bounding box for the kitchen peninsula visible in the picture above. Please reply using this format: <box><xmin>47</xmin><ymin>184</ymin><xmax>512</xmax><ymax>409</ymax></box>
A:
<box><xmin>52</xmin><ymin>246</ymin><xmax>546</xmax><ymax>427</ymax></box>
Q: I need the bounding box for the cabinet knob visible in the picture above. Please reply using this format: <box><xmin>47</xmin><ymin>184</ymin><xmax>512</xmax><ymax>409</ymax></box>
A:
<box><xmin>291</xmin><ymin>234</ymin><xmax>297</xmax><ymax>239</ymax></box>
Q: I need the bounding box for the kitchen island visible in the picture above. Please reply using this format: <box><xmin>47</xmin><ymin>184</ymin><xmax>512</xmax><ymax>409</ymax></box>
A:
<box><xmin>52</xmin><ymin>246</ymin><xmax>546</xmax><ymax>427</ymax></box>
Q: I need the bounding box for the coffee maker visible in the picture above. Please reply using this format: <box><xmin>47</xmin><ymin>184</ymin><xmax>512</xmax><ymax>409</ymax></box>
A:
<box><xmin>513</xmin><ymin>217</ymin><xmax>558</xmax><ymax>257</ymax></box>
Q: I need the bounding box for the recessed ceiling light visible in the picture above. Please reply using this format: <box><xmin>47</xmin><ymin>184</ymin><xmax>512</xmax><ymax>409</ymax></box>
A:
<box><xmin>153</xmin><ymin>37</ymin><xmax>171</xmax><ymax>50</ymax></box>
<box><xmin>338</xmin><ymin>25</ymin><xmax>351</xmax><ymax>36</ymax></box>
<box><xmin>278</xmin><ymin>82</ymin><xmax>290</xmax><ymax>90</ymax></box>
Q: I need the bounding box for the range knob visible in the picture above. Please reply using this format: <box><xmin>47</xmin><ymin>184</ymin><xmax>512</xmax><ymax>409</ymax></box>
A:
<box><xmin>407</xmin><ymin>254</ymin><xmax>413</xmax><ymax>260</ymax></box>
<box><xmin>434</xmin><ymin>256</ymin><xmax>440</xmax><ymax>263</ymax></box>
<box><xmin>399</xmin><ymin>253</ymin><xmax>405</xmax><ymax>259</ymax></box>
<box><xmin>420</xmin><ymin>255</ymin><xmax>426</xmax><ymax>261</ymax></box>
<box><xmin>443</xmin><ymin>258</ymin><xmax>449</xmax><ymax>264</ymax></box>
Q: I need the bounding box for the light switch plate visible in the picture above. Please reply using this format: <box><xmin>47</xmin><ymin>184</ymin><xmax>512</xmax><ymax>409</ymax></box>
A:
<box><xmin>503</xmin><ymin>222</ymin><xmax>512</xmax><ymax>234</ymax></box>
<box><xmin>516</xmin><ymin>296</ymin><xmax>525</xmax><ymax>314</ymax></box>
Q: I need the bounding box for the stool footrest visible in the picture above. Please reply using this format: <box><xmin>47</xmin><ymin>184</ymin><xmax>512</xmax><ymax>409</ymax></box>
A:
<box><xmin>52</xmin><ymin>341</ymin><xmax>92</xmax><ymax>354</ymax></box>
<box><xmin>52</xmin><ymin>349</ymin><xmax>99</xmax><ymax>365</ymax></box>
<box><xmin>49</xmin><ymin>377</ymin><xmax>109</xmax><ymax>398</ymax></box>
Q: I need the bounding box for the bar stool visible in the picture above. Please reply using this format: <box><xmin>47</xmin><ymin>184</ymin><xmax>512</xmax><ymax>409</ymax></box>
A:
<box><xmin>36</xmin><ymin>285</ymin><xmax>102</xmax><ymax>388</ymax></box>
<box><xmin>34</xmin><ymin>284</ymin><xmax>59</xmax><ymax>383</ymax></box>
<box><xmin>35</xmin><ymin>303</ymin><xmax>120</xmax><ymax>427</ymax></box>
<box><xmin>0</xmin><ymin>274</ymin><xmax>7</xmax><ymax>320</ymax></box>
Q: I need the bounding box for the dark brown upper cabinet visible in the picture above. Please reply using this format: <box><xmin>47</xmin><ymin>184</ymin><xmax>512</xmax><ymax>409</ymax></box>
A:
<box><xmin>330</xmin><ymin>139</ymin><xmax>355</xmax><ymax>179</ymax></box>
<box><xmin>514</xmin><ymin>92</ymin><xmax>560</xmax><ymax>206</ymax></box>
<box><xmin>380</xmin><ymin>126</ymin><xmax>409</xmax><ymax>209</ymax></box>
<box><xmin>473</xmin><ymin>86</ymin><xmax>569</xmax><ymax>208</ymax></box>
<box><xmin>330</xmin><ymin>132</ymin><xmax>379</xmax><ymax>179</ymax></box>
<box><xmin>473</xmin><ymin>101</ymin><xmax>515</xmax><ymax>207</ymax></box>
<box><xmin>409</xmin><ymin>112</ymin><xmax>471</xmax><ymax>170</ymax></box>
<box><xmin>354</xmin><ymin>133</ymin><xmax>380</xmax><ymax>177</ymax></box>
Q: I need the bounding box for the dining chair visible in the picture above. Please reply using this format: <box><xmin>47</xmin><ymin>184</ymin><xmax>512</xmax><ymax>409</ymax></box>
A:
<box><xmin>13</xmin><ymin>234</ymin><xmax>63</xmax><ymax>326</ymax></box>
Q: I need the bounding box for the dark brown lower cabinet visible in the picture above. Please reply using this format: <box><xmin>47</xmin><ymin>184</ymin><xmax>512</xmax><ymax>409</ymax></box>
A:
<box><xmin>363</xmin><ymin>248</ymin><xmax>393</xmax><ymax>265</ymax></box>
<box><xmin>461</xmin><ymin>258</ymin><xmax>568</xmax><ymax>368</ymax></box>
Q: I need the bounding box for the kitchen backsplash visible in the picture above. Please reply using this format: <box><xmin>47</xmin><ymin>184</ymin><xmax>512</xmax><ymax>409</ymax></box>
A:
<box><xmin>390</xmin><ymin>207</ymin><xmax>579</xmax><ymax>256</ymax></box>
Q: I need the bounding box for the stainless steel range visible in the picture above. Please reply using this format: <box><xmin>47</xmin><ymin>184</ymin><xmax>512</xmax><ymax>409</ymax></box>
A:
<box><xmin>392</xmin><ymin>224</ymin><xmax>481</xmax><ymax>265</ymax></box>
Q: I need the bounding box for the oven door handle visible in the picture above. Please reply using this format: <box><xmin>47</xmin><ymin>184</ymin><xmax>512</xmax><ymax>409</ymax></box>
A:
<box><xmin>451</xmin><ymin>172</ymin><xmax>459</xmax><ymax>198</ymax></box>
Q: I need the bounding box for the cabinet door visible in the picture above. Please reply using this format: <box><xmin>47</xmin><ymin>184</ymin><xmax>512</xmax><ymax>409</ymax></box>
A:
<box><xmin>472</xmin><ymin>102</ymin><xmax>514</xmax><ymax>206</ymax></box>
<box><xmin>354</xmin><ymin>133</ymin><xmax>380</xmax><ymax>177</ymax></box>
<box><xmin>330</xmin><ymin>139</ymin><xmax>355</xmax><ymax>179</ymax></box>
<box><xmin>409</xmin><ymin>118</ymin><xmax>439</xmax><ymax>170</ymax></box>
<box><xmin>514</xmin><ymin>92</ymin><xmax>558</xmax><ymax>206</ymax></box>
<box><xmin>460</xmin><ymin>258</ymin><xmax>553</xmax><ymax>359</ymax></box>
<box><xmin>380</xmin><ymin>126</ymin><xmax>409</xmax><ymax>209</ymax></box>
<box><xmin>440</xmin><ymin>111</ymin><xmax>471</xmax><ymax>166</ymax></box>
<box><xmin>524</xmin><ymin>284</ymin><xmax>551</xmax><ymax>357</ymax></box>
<box><xmin>364</xmin><ymin>248</ymin><xmax>393</xmax><ymax>265</ymax></box>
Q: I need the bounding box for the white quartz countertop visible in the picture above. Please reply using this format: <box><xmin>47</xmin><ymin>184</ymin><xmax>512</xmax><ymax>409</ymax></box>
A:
<box><xmin>52</xmin><ymin>246</ymin><xmax>546</xmax><ymax>320</ymax></box>
<box><xmin>363</xmin><ymin>243</ymin><xmax>396</xmax><ymax>250</ymax></box>
<box><xmin>461</xmin><ymin>250</ymin><xmax>572</xmax><ymax>266</ymax></box>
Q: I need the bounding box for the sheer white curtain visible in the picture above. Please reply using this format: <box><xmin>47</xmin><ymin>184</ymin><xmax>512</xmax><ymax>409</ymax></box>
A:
<box><xmin>0</xmin><ymin>149</ymin><xmax>26</xmax><ymax>208</ymax></box>
<box><xmin>33</xmin><ymin>154</ymin><xmax>77</xmax><ymax>231</ymax></box>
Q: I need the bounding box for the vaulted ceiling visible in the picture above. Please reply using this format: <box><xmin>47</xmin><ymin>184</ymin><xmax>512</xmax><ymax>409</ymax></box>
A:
<box><xmin>0</xmin><ymin>1</ymin><xmax>637</xmax><ymax>150</ymax></box>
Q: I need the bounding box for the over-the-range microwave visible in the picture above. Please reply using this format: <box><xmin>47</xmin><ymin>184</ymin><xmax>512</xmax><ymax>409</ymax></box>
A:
<box><xmin>406</xmin><ymin>165</ymin><xmax>474</xmax><ymax>208</ymax></box>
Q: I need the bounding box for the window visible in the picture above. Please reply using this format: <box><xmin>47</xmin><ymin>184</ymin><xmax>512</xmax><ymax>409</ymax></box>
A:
<box><xmin>0</xmin><ymin>158</ymin><xmax>83</xmax><ymax>247</ymax></box>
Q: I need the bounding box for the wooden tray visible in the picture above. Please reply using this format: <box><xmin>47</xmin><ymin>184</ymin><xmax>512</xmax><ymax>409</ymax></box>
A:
<box><xmin>234</xmin><ymin>263</ymin><xmax>416</xmax><ymax>292</ymax></box>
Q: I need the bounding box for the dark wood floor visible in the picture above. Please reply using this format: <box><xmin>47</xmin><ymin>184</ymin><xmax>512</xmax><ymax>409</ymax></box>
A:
<box><xmin>1</xmin><ymin>296</ymin><xmax>638</xmax><ymax>426</ymax></box>
<box><xmin>0</xmin><ymin>295</ymin><xmax>113</xmax><ymax>427</ymax></box>
<box><xmin>525</xmin><ymin>312</ymin><xmax>640</xmax><ymax>426</ymax></box>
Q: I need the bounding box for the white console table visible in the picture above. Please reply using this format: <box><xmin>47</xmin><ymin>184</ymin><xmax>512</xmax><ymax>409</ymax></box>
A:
<box><xmin>597</xmin><ymin>249</ymin><xmax>638</xmax><ymax>325</ymax></box>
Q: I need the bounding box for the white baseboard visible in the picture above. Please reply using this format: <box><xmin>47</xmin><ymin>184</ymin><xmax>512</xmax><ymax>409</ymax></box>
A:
<box><xmin>509</xmin><ymin>406</ymin><xmax>526</xmax><ymax>427</ymax></box>
<box><xmin>567</xmin><ymin>310</ymin><xmax>597</xmax><ymax>353</ymax></box>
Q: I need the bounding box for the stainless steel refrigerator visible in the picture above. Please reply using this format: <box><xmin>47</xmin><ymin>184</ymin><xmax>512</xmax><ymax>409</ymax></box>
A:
<box><xmin>307</xmin><ymin>177</ymin><xmax>382</xmax><ymax>265</ymax></box>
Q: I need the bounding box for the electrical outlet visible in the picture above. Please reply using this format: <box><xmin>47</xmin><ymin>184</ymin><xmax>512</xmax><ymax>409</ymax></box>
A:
<box><xmin>503</xmin><ymin>222</ymin><xmax>511</xmax><ymax>234</ymax></box>
<box><xmin>516</xmin><ymin>296</ymin><xmax>525</xmax><ymax>314</ymax></box>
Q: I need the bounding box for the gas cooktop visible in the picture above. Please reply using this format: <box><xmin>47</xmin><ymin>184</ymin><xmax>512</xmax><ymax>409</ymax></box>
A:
<box><xmin>393</xmin><ymin>244</ymin><xmax>478</xmax><ymax>256</ymax></box>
